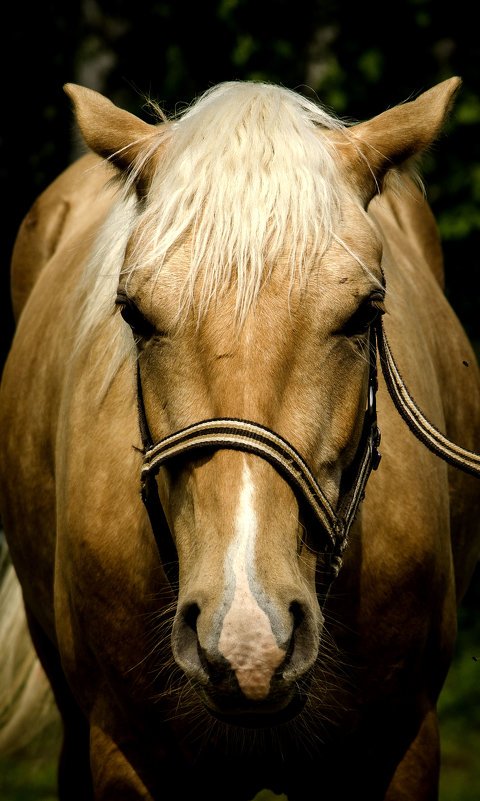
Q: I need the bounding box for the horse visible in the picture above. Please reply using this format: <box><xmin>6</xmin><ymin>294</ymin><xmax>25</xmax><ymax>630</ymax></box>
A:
<box><xmin>0</xmin><ymin>76</ymin><xmax>479</xmax><ymax>801</ymax></box>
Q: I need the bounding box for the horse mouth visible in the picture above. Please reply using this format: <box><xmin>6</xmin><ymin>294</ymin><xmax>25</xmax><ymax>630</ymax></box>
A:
<box><xmin>197</xmin><ymin>682</ymin><xmax>309</xmax><ymax>729</ymax></box>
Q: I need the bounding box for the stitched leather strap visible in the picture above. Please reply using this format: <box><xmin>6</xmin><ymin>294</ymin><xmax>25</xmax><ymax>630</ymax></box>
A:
<box><xmin>142</xmin><ymin>418</ymin><xmax>338</xmax><ymax>546</ymax></box>
<box><xmin>377</xmin><ymin>320</ymin><xmax>480</xmax><ymax>477</ymax></box>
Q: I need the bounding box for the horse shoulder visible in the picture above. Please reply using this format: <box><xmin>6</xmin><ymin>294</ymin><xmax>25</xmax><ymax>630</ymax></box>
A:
<box><xmin>0</xmin><ymin>154</ymin><xmax>119</xmax><ymax>631</ymax></box>
<box><xmin>10</xmin><ymin>152</ymin><xmax>112</xmax><ymax>321</ymax></box>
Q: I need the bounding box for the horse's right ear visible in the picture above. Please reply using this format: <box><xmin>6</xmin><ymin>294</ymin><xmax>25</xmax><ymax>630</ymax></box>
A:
<box><xmin>64</xmin><ymin>83</ymin><xmax>161</xmax><ymax>197</ymax></box>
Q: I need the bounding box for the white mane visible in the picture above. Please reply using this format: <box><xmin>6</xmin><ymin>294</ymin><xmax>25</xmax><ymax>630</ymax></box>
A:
<box><xmin>77</xmin><ymin>81</ymin><xmax>350</xmax><ymax>374</ymax></box>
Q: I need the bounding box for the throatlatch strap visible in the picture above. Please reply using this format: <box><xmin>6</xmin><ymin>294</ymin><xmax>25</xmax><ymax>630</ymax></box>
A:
<box><xmin>377</xmin><ymin>321</ymin><xmax>480</xmax><ymax>477</ymax></box>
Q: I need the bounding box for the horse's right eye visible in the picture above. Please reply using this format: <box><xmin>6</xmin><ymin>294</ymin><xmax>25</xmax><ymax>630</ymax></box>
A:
<box><xmin>117</xmin><ymin>299</ymin><xmax>155</xmax><ymax>340</ymax></box>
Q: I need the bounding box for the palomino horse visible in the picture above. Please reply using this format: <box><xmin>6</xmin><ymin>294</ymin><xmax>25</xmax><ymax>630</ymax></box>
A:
<box><xmin>0</xmin><ymin>77</ymin><xmax>479</xmax><ymax>800</ymax></box>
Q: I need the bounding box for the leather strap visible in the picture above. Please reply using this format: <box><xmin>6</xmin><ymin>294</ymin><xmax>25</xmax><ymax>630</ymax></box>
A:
<box><xmin>376</xmin><ymin>320</ymin><xmax>480</xmax><ymax>477</ymax></box>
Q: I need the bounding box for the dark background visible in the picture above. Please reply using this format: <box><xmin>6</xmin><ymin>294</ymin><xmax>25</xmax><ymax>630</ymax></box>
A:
<box><xmin>0</xmin><ymin>2</ymin><xmax>479</xmax><ymax>797</ymax></box>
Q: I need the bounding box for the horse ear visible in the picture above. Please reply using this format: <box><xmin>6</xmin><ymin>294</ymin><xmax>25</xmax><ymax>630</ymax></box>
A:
<box><xmin>331</xmin><ymin>77</ymin><xmax>462</xmax><ymax>205</ymax></box>
<box><xmin>64</xmin><ymin>83</ymin><xmax>161</xmax><ymax>197</ymax></box>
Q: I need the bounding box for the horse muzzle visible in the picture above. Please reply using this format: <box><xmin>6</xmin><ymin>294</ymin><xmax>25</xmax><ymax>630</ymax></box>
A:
<box><xmin>171</xmin><ymin>592</ymin><xmax>321</xmax><ymax>726</ymax></box>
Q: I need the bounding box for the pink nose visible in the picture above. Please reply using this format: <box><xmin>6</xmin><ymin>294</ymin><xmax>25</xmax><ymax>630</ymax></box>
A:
<box><xmin>171</xmin><ymin>598</ymin><xmax>319</xmax><ymax>722</ymax></box>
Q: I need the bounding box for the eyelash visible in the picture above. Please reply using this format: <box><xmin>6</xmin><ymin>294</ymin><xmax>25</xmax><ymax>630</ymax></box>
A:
<box><xmin>116</xmin><ymin>297</ymin><xmax>156</xmax><ymax>340</ymax></box>
<box><xmin>340</xmin><ymin>294</ymin><xmax>385</xmax><ymax>337</ymax></box>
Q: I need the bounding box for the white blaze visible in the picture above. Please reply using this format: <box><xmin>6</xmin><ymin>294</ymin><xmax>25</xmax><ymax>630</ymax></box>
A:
<box><xmin>218</xmin><ymin>460</ymin><xmax>285</xmax><ymax>699</ymax></box>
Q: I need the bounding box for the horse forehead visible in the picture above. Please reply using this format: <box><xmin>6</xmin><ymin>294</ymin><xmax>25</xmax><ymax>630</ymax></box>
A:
<box><xmin>126</xmin><ymin>238</ymin><xmax>376</xmax><ymax>305</ymax></box>
<box><xmin>121</xmin><ymin>201</ymin><xmax>383</xmax><ymax>334</ymax></box>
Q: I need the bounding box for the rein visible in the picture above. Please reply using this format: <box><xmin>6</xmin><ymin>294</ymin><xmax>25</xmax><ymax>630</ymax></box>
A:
<box><xmin>377</xmin><ymin>325</ymin><xmax>480</xmax><ymax>476</ymax></box>
<box><xmin>136</xmin><ymin>318</ymin><xmax>480</xmax><ymax>594</ymax></box>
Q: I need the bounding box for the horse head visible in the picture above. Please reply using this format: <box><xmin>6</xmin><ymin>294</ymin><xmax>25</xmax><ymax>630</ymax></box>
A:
<box><xmin>65</xmin><ymin>77</ymin><xmax>460</xmax><ymax>726</ymax></box>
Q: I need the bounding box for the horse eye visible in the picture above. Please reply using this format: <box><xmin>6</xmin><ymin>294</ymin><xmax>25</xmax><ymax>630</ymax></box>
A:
<box><xmin>117</xmin><ymin>298</ymin><xmax>155</xmax><ymax>340</ymax></box>
<box><xmin>341</xmin><ymin>295</ymin><xmax>385</xmax><ymax>337</ymax></box>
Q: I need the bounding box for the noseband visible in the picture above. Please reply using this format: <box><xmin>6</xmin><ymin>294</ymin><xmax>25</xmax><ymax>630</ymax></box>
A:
<box><xmin>136</xmin><ymin>317</ymin><xmax>480</xmax><ymax>595</ymax></box>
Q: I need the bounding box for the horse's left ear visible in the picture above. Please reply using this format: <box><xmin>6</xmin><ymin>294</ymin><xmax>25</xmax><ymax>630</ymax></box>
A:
<box><xmin>330</xmin><ymin>77</ymin><xmax>461</xmax><ymax>205</ymax></box>
<box><xmin>64</xmin><ymin>83</ymin><xmax>161</xmax><ymax>197</ymax></box>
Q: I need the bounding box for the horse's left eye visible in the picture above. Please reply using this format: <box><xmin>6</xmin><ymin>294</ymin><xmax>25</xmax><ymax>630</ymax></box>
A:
<box><xmin>117</xmin><ymin>299</ymin><xmax>155</xmax><ymax>340</ymax></box>
<box><xmin>341</xmin><ymin>294</ymin><xmax>385</xmax><ymax>337</ymax></box>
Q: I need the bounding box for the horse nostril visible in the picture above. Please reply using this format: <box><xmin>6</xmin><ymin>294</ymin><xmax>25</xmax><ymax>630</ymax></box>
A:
<box><xmin>282</xmin><ymin>602</ymin><xmax>304</xmax><ymax>660</ymax></box>
<box><xmin>184</xmin><ymin>602</ymin><xmax>200</xmax><ymax>634</ymax></box>
<box><xmin>172</xmin><ymin>602</ymin><xmax>209</xmax><ymax>683</ymax></box>
<box><xmin>290</xmin><ymin>600</ymin><xmax>305</xmax><ymax>630</ymax></box>
<box><xmin>282</xmin><ymin>600</ymin><xmax>320</xmax><ymax>681</ymax></box>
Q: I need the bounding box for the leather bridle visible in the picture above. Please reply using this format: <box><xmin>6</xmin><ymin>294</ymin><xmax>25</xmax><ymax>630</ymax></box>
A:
<box><xmin>136</xmin><ymin>317</ymin><xmax>480</xmax><ymax>595</ymax></box>
<box><xmin>137</xmin><ymin>325</ymin><xmax>381</xmax><ymax>593</ymax></box>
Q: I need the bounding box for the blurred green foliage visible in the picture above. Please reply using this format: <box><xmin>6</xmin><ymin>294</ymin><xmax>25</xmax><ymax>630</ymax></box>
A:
<box><xmin>0</xmin><ymin>718</ymin><xmax>60</xmax><ymax>801</ymax></box>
